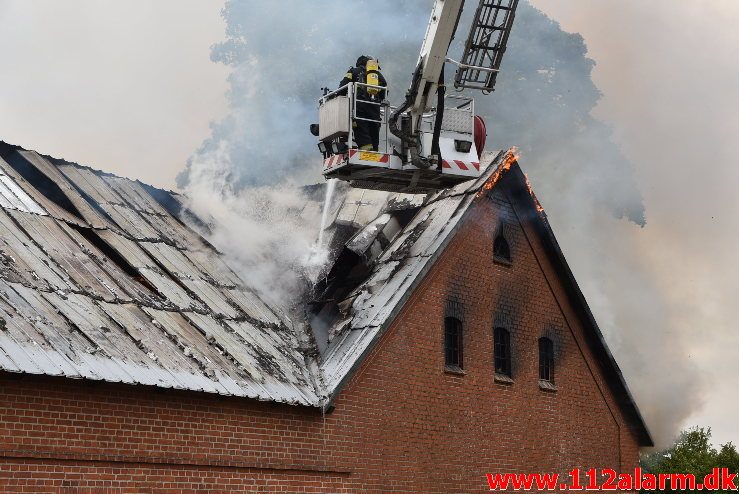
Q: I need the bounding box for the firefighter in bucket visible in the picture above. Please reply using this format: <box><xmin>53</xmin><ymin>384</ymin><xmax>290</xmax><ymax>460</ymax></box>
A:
<box><xmin>339</xmin><ymin>55</ymin><xmax>387</xmax><ymax>151</ymax></box>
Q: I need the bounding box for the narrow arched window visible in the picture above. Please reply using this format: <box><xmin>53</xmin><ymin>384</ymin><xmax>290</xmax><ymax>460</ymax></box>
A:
<box><xmin>494</xmin><ymin>327</ymin><xmax>511</xmax><ymax>377</ymax></box>
<box><xmin>493</xmin><ymin>234</ymin><xmax>511</xmax><ymax>264</ymax></box>
<box><xmin>444</xmin><ymin>317</ymin><xmax>463</xmax><ymax>369</ymax></box>
<box><xmin>539</xmin><ymin>337</ymin><xmax>554</xmax><ymax>382</ymax></box>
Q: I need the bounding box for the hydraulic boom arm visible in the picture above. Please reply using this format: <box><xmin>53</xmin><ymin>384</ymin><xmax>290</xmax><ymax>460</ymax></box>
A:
<box><xmin>390</xmin><ymin>0</ymin><xmax>465</xmax><ymax>168</ymax></box>
<box><xmin>412</xmin><ymin>0</ymin><xmax>466</xmax><ymax>119</ymax></box>
<box><xmin>390</xmin><ymin>0</ymin><xmax>517</xmax><ymax>169</ymax></box>
<box><xmin>316</xmin><ymin>0</ymin><xmax>518</xmax><ymax>193</ymax></box>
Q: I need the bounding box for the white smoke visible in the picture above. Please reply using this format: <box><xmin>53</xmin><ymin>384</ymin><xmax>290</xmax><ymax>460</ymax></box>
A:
<box><xmin>181</xmin><ymin>0</ymin><xmax>705</xmax><ymax>447</ymax></box>
<box><xmin>177</xmin><ymin>0</ymin><xmax>431</xmax><ymax>189</ymax></box>
<box><xmin>185</xmin><ymin>141</ymin><xmax>323</xmax><ymax>306</ymax></box>
<box><xmin>179</xmin><ymin>0</ymin><xmax>433</xmax><ymax>304</ymax></box>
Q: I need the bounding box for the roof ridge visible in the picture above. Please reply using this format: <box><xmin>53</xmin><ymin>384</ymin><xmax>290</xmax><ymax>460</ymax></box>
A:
<box><xmin>0</xmin><ymin>140</ymin><xmax>181</xmax><ymax>198</ymax></box>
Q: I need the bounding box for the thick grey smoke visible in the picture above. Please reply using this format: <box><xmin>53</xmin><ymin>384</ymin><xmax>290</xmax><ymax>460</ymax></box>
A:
<box><xmin>178</xmin><ymin>0</ymin><xmax>430</xmax><ymax>188</ymax></box>
<box><xmin>178</xmin><ymin>0</ymin><xmax>643</xmax><ymax>225</ymax></box>
<box><xmin>182</xmin><ymin>0</ymin><xmax>702</xmax><ymax>447</ymax></box>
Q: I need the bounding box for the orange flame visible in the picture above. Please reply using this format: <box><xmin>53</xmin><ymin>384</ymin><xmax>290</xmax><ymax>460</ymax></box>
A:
<box><xmin>523</xmin><ymin>173</ymin><xmax>545</xmax><ymax>213</ymax></box>
<box><xmin>476</xmin><ymin>147</ymin><xmax>545</xmax><ymax>215</ymax></box>
<box><xmin>477</xmin><ymin>147</ymin><xmax>520</xmax><ymax>197</ymax></box>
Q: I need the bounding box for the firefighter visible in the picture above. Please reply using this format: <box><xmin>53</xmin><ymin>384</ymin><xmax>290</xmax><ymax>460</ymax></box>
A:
<box><xmin>339</xmin><ymin>55</ymin><xmax>387</xmax><ymax>151</ymax></box>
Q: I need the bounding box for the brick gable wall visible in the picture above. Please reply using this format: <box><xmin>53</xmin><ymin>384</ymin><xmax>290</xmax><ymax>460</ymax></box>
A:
<box><xmin>0</xmin><ymin>188</ymin><xmax>641</xmax><ymax>492</ymax></box>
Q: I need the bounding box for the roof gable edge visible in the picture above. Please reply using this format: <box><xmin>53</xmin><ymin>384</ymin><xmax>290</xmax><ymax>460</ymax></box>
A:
<box><xmin>501</xmin><ymin>165</ymin><xmax>653</xmax><ymax>447</ymax></box>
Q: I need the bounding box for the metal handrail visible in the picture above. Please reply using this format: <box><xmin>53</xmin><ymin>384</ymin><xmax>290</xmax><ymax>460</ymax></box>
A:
<box><xmin>320</xmin><ymin>82</ymin><xmax>389</xmax><ymax>154</ymax></box>
<box><xmin>320</xmin><ymin>81</ymin><xmax>474</xmax><ymax>157</ymax></box>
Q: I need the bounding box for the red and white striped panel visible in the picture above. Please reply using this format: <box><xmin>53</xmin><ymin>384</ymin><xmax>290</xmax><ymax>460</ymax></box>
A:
<box><xmin>441</xmin><ymin>159</ymin><xmax>480</xmax><ymax>172</ymax></box>
<box><xmin>323</xmin><ymin>154</ymin><xmax>347</xmax><ymax>169</ymax></box>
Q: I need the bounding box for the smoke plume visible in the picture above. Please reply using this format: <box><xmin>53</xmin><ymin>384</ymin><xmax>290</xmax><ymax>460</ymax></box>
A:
<box><xmin>180</xmin><ymin>0</ymin><xmax>703</xmax><ymax>447</ymax></box>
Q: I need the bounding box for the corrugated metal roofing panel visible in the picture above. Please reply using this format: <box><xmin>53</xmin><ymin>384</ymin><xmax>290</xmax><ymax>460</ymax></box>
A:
<box><xmin>140</xmin><ymin>307</ymin><xmax>246</xmax><ymax>396</ymax></box>
<box><xmin>0</xmin><ymin>156</ymin><xmax>86</xmax><ymax>226</ymax></box>
<box><xmin>98</xmin><ymin>302</ymin><xmax>201</xmax><ymax>389</ymax></box>
<box><xmin>142</xmin><ymin>212</ymin><xmax>208</xmax><ymax>251</ymax></box>
<box><xmin>17</xmin><ymin>151</ymin><xmax>108</xmax><ymax>228</ymax></box>
<box><xmin>98</xmin><ymin>203</ymin><xmax>161</xmax><ymax>240</ymax></box>
<box><xmin>335</xmin><ymin>189</ymin><xmax>389</xmax><ymax>227</ymax></box>
<box><xmin>43</xmin><ymin>292</ymin><xmax>141</xmax><ymax>382</ymax></box>
<box><xmin>139</xmin><ymin>241</ymin><xmax>205</xmax><ymax>281</ymax></box>
<box><xmin>0</xmin><ymin>287</ymin><xmax>79</xmax><ymax>377</ymax></box>
<box><xmin>319</xmin><ymin>325</ymin><xmax>376</xmax><ymax>392</ymax></box>
<box><xmin>217</xmin><ymin>319</ymin><xmax>317</xmax><ymax>404</ymax></box>
<box><xmin>4</xmin><ymin>284</ymin><xmax>116</xmax><ymax>382</ymax></box>
<box><xmin>0</xmin><ymin>142</ymin><xmax>329</xmax><ymax>406</ymax></box>
<box><xmin>225</xmin><ymin>319</ymin><xmax>308</xmax><ymax>385</ymax></box>
<box><xmin>95</xmin><ymin>229</ymin><xmax>158</xmax><ymax>269</ymax></box>
<box><xmin>0</xmin><ymin>175</ymin><xmax>46</xmax><ymax>215</ymax></box>
<box><xmin>8</xmin><ymin>211</ymin><xmax>131</xmax><ymax>302</ymax></box>
<box><xmin>2</xmin><ymin>283</ymin><xmax>99</xmax><ymax>378</ymax></box>
<box><xmin>96</xmin><ymin>232</ymin><xmax>262</xmax><ymax>319</ymax></box>
<box><xmin>384</xmin><ymin>193</ymin><xmax>426</xmax><ymax>212</ymax></box>
<box><xmin>183</xmin><ymin>313</ymin><xmax>268</xmax><ymax>383</ymax></box>
<box><xmin>0</xmin><ymin>284</ymin><xmax>71</xmax><ymax>377</ymax></box>
<box><xmin>0</xmin><ymin>186</ymin><xmax>14</xmax><ymax>210</ymax></box>
<box><xmin>0</xmin><ymin>329</ymin><xmax>46</xmax><ymax>375</ymax></box>
<box><xmin>102</xmin><ymin>176</ymin><xmax>170</xmax><ymax>216</ymax></box>
<box><xmin>187</xmin><ymin>279</ymin><xmax>241</xmax><ymax>319</ymax></box>
<box><xmin>226</xmin><ymin>288</ymin><xmax>283</xmax><ymax>327</ymax></box>
<box><xmin>58</xmin><ymin>164</ymin><xmax>122</xmax><ymax>206</ymax></box>
<box><xmin>0</xmin><ymin>342</ymin><xmax>21</xmax><ymax>373</ymax></box>
<box><xmin>0</xmin><ymin>208</ymin><xmax>77</xmax><ymax>291</ymax></box>
<box><xmin>60</xmin><ymin>224</ymin><xmax>163</xmax><ymax>304</ymax></box>
<box><xmin>137</xmin><ymin>267</ymin><xmax>203</xmax><ymax>311</ymax></box>
<box><xmin>183</xmin><ymin>249</ymin><xmax>243</xmax><ymax>288</ymax></box>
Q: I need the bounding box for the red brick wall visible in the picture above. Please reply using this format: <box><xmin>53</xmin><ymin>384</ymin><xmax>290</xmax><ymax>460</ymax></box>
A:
<box><xmin>0</xmin><ymin>189</ymin><xmax>642</xmax><ymax>492</ymax></box>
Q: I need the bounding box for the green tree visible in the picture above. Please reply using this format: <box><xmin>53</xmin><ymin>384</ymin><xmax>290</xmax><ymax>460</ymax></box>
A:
<box><xmin>641</xmin><ymin>427</ymin><xmax>739</xmax><ymax>493</ymax></box>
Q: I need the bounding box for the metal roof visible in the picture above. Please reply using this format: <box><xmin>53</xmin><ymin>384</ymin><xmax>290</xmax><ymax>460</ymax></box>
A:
<box><xmin>0</xmin><ymin>142</ymin><xmax>318</xmax><ymax>405</ymax></box>
<box><xmin>0</xmin><ymin>141</ymin><xmax>652</xmax><ymax>444</ymax></box>
<box><xmin>317</xmin><ymin>151</ymin><xmax>507</xmax><ymax>394</ymax></box>
<box><xmin>308</xmin><ymin>149</ymin><xmax>652</xmax><ymax>445</ymax></box>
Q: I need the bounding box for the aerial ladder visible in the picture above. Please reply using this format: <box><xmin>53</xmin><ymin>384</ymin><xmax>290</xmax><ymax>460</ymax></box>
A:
<box><xmin>313</xmin><ymin>0</ymin><xmax>519</xmax><ymax>193</ymax></box>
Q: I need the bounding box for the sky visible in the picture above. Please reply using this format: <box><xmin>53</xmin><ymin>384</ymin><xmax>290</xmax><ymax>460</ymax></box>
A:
<box><xmin>527</xmin><ymin>0</ymin><xmax>739</xmax><ymax>448</ymax></box>
<box><xmin>0</xmin><ymin>0</ymin><xmax>737</xmax><ymax>447</ymax></box>
<box><xmin>0</xmin><ymin>0</ymin><xmax>228</xmax><ymax>189</ymax></box>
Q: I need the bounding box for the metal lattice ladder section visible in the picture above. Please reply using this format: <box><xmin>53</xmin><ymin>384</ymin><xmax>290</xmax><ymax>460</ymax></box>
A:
<box><xmin>454</xmin><ymin>0</ymin><xmax>519</xmax><ymax>92</ymax></box>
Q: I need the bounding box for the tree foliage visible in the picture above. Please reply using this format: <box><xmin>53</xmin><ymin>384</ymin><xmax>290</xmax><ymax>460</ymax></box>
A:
<box><xmin>641</xmin><ymin>427</ymin><xmax>739</xmax><ymax>493</ymax></box>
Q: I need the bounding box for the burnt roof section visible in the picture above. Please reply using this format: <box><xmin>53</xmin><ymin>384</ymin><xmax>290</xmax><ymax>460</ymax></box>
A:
<box><xmin>314</xmin><ymin>151</ymin><xmax>512</xmax><ymax>398</ymax></box>
<box><xmin>0</xmin><ymin>141</ymin><xmax>651</xmax><ymax>445</ymax></box>
<box><xmin>0</xmin><ymin>141</ymin><xmax>318</xmax><ymax>405</ymax></box>
<box><xmin>311</xmin><ymin>150</ymin><xmax>652</xmax><ymax>446</ymax></box>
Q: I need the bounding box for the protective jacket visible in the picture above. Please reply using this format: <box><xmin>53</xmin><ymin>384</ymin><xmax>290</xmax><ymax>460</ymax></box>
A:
<box><xmin>338</xmin><ymin>66</ymin><xmax>387</xmax><ymax>120</ymax></box>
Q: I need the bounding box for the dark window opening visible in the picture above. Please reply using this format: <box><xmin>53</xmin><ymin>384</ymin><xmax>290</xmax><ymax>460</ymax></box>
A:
<box><xmin>494</xmin><ymin>327</ymin><xmax>511</xmax><ymax>377</ymax></box>
<box><xmin>493</xmin><ymin>234</ymin><xmax>511</xmax><ymax>263</ymax></box>
<box><xmin>539</xmin><ymin>337</ymin><xmax>554</xmax><ymax>382</ymax></box>
<box><xmin>444</xmin><ymin>317</ymin><xmax>463</xmax><ymax>369</ymax></box>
